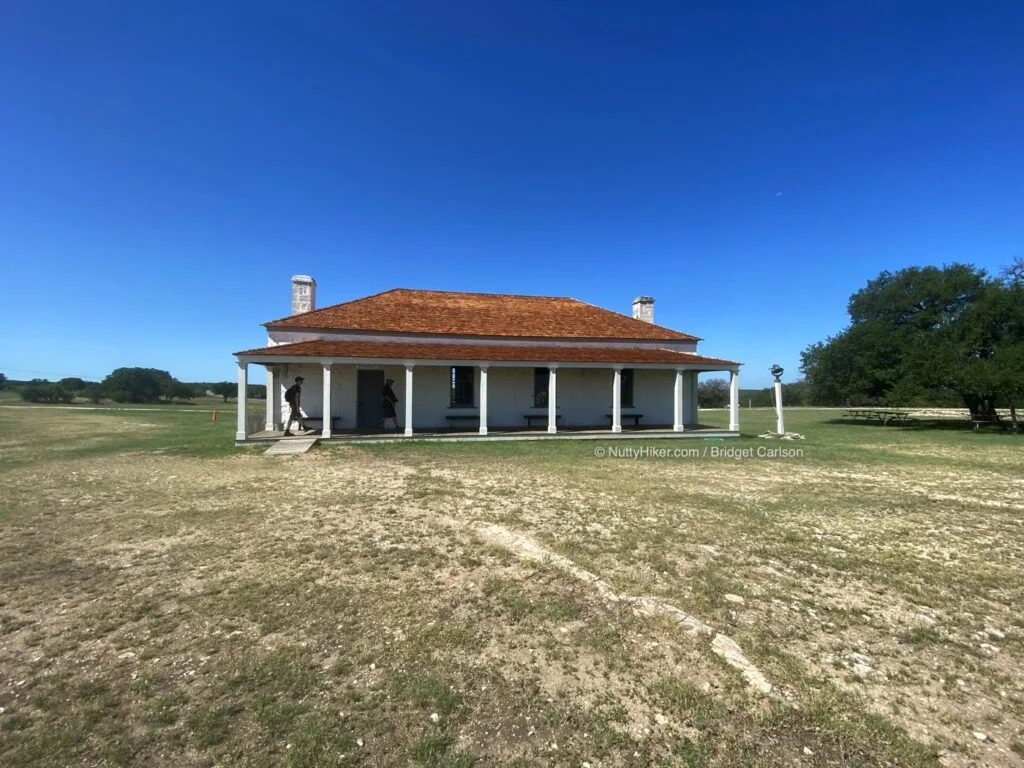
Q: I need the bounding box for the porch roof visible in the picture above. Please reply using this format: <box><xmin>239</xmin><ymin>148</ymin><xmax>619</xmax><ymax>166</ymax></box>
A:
<box><xmin>235</xmin><ymin>339</ymin><xmax>740</xmax><ymax>367</ymax></box>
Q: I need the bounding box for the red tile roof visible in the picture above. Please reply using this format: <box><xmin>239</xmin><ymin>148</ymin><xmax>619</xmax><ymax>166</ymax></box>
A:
<box><xmin>264</xmin><ymin>289</ymin><xmax>699</xmax><ymax>341</ymax></box>
<box><xmin>235</xmin><ymin>339</ymin><xmax>739</xmax><ymax>366</ymax></box>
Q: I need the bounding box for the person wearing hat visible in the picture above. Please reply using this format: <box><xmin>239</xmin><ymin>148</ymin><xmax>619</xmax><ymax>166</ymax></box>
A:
<box><xmin>283</xmin><ymin>376</ymin><xmax>306</xmax><ymax>435</ymax></box>
<box><xmin>381</xmin><ymin>377</ymin><xmax>399</xmax><ymax>430</ymax></box>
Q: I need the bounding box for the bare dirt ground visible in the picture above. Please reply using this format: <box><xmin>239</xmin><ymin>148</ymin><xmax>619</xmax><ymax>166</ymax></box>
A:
<box><xmin>1</xmin><ymin>407</ymin><xmax>1022</xmax><ymax>766</ymax></box>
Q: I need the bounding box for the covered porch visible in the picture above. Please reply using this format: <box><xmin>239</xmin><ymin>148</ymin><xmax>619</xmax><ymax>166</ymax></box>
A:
<box><xmin>241</xmin><ymin>423</ymin><xmax>739</xmax><ymax>444</ymax></box>
<box><xmin>233</xmin><ymin>339</ymin><xmax>742</xmax><ymax>444</ymax></box>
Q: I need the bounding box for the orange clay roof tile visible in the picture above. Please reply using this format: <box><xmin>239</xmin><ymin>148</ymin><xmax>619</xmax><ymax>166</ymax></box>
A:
<box><xmin>264</xmin><ymin>288</ymin><xmax>699</xmax><ymax>341</ymax></box>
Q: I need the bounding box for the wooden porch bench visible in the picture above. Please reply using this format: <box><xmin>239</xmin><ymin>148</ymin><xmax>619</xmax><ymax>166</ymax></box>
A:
<box><xmin>446</xmin><ymin>414</ymin><xmax>479</xmax><ymax>430</ymax></box>
<box><xmin>606</xmin><ymin>413</ymin><xmax>644</xmax><ymax>426</ymax></box>
<box><xmin>524</xmin><ymin>414</ymin><xmax>561</xmax><ymax>428</ymax></box>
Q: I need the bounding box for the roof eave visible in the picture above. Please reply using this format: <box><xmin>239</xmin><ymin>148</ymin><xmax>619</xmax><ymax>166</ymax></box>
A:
<box><xmin>234</xmin><ymin>341</ymin><xmax>740</xmax><ymax>368</ymax></box>
<box><xmin>235</xmin><ymin>353</ymin><xmax>739</xmax><ymax>371</ymax></box>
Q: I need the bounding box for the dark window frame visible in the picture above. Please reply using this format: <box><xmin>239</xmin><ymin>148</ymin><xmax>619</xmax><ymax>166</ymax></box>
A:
<box><xmin>450</xmin><ymin>366</ymin><xmax>474</xmax><ymax>407</ymax></box>
<box><xmin>533</xmin><ymin>367</ymin><xmax>549</xmax><ymax>407</ymax></box>
<box><xmin>620</xmin><ymin>368</ymin><xmax>634</xmax><ymax>408</ymax></box>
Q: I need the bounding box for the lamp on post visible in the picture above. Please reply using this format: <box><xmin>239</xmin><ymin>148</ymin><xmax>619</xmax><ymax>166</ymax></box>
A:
<box><xmin>771</xmin><ymin>364</ymin><xmax>785</xmax><ymax>435</ymax></box>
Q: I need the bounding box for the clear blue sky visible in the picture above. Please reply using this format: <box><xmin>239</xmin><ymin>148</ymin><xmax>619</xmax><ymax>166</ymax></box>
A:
<box><xmin>1</xmin><ymin>1</ymin><xmax>1020</xmax><ymax>388</ymax></box>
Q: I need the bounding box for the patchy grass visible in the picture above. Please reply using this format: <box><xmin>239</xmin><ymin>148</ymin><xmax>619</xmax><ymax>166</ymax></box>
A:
<box><xmin>1</xmin><ymin>406</ymin><xmax>1022</xmax><ymax>766</ymax></box>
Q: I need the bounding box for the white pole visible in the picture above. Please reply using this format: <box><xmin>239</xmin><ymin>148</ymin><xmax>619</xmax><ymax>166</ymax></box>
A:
<box><xmin>479</xmin><ymin>366</ymin><xmax>488</xmax><ymax>435</ymax></box>
<box><xmin>774</xmin><ymin>380</ymin><xmax>785</xmax><ymax>435</ymax></box>
<box><xmin>404</xmin><ymin>365</ymin><xmax>414</xmax><ymax>437</ymax></box>
<box><xmin>729</xmin><ymin>369</ymin><xmax>740</xmax><ymax>432</ymax></box>
<box><xmin>235</xmin><ymin>361</ymin><xmax>248</xmax><ymax>441</ymax></box>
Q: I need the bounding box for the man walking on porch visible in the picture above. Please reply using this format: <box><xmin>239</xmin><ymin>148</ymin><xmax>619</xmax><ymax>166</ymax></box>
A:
<box><xmin>283</xmin><ymin>376</ymin><xmax>305</xmax><ymax>436</ymax></box>
<box><xmin>381</xmin><ymin>378</ymin><xmax>400</xmax><ymax>431</ymax></box>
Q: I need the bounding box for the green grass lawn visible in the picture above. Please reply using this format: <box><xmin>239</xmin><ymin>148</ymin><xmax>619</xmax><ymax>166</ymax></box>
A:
<box><xmin>0</xmin><ymin>389</ymin><xmax>234</xmax><ymax>409</ymax></box>
<box><xmin>0</xmin><ymin>406</ymin><xmax>1021</xmax><ymax>767</ymax></box>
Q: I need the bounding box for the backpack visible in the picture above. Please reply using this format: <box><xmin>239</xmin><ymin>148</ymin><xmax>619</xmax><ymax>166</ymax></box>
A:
<box><xmin>285</xmin><ymin>384</ymin><xmax>299</xmax><ymax>404</ymax></box>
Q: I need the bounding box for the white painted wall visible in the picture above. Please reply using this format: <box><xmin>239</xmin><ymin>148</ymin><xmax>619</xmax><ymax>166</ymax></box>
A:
<box><xmin>271</xmin><ymin>363</ymin><xmax>357</xmax><ymax>427</ymax></box>
<box><xmin>634</xmin><ymin>370</ymin><xmax>677</xmax><ymax>425</ymax></box>
<box><xmin>489</xmin><ymin>367</ymin><xmax>537</xmax><ymax>426</ymax></box>
<box><xmin>405</xmin><ymin>366</ymin><xmax>450</xmax><ymax>428</ymax></box>
<box><xmin>260</xmin><ymin>363</ymin><xmax>700</xmax><ymax>429</ymax></box>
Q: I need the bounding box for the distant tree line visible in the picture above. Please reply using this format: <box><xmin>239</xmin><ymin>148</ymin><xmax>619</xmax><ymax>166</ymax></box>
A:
<box><xmin>800</xmin><ymin>260</ymin><xmax>1024</xmax><ymax>420</ymax></box>
<box><xmin>698</xmin><ymin>379</ymin><xmax>812</xmax><ymax>408</ymax></box>
<box><xmin>199</xmin><ymin>381</ymin><xmax>267</xmax><ymax>401</ymax></box>
<box><xmin>3</xmin><ymin>368</ymin><xmax>265</xmax><ymax>405</ymax></box>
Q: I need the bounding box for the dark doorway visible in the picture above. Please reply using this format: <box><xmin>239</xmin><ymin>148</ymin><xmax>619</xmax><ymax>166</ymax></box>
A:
<box><xmin>357</xmin><ymin>369</ymin><xmax>385</xmax><ymax>429</ymax></box>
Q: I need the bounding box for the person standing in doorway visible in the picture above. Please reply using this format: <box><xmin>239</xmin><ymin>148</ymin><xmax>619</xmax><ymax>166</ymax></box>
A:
<box><xmin>283</xmin><ymin>376</ymin><xmax>305</xmax><ymax>435</ymax></box>
<box><xmin>381</xmin><ymin>378</ymin><xmax>399</xmax><ymax>430</ymax></box>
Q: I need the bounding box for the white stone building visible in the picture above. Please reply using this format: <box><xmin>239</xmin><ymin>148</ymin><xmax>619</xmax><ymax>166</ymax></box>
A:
<box><xmin>233</xmin><ymin>276</ymin><xmax>742</xmax><ymax>441</ymax></box>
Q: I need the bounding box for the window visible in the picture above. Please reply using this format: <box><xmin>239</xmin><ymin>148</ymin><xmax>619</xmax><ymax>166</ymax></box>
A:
<box><xmin>533</xmin><ymin>367</ymin><xmax>549</xmax><ymax>407</ymax></box>
<box><xmin>450</xmin><ymin>366</ymin><xmax>474</xmax><ymax>407</ymax></box>
<box><xmin>620</xmin><ymin>369</ymin><xmax>634</xmax><ymax>407</ymax></box>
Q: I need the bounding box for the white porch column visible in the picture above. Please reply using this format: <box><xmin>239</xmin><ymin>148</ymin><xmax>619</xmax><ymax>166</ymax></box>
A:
<box><xmin>265</xmin><ymin>366</ymin><xmax>276</xmax><ymax>431</ymax></box>
<box><xmin>547</xmin><ymin>366</ymin><xmax>558</xmax><ymax>433</ymax></box>
<box><xmin>321</xmin><ymin>362</ymin><xmax>332</xmax><ymax>439</ymax></box>
<box><xmin>611</xmin><ymin>367</ymin><xmax>622</xmax><ymax>433</ymax></box>
<box><xmin>404</xmin><ymin>365</ymin><xmax>414</xmax><ymax>437</ymax></box>
<box><xmin>235</xmin><ymin>361</ymin><xmax>248</xmax><ymax>441</ymax></box>
<box><xmin>730</xmin><ymin>369</ymin><xmax>740</xmax><ymax>432</ymax></box>
<box><xmin>479</xmin><ymin>366</ymin><xmax>488</xmax><ymax>435</ymax></box>
<box><xmin>673</xmin><ymin>368</ymin><xmax>684</xmax><ymax>432</ymax></box>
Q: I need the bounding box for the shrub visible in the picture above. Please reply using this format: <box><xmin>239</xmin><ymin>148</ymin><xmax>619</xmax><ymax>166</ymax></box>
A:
<box><xmin>21</xmin><ymin>382</ymin><xmax>74</xmax><ymax>404</ymax></box>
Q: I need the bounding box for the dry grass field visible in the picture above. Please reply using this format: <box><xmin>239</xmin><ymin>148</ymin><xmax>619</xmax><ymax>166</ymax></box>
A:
<box><xmin>1</xmin><ymin>405</ymin><xmax>1022</xmax><ymax>767</ymax></box>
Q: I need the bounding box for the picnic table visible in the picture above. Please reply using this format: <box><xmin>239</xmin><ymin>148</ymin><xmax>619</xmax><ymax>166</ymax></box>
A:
<box><xmin>843</xmin><ymin>409</ymin><xmax>915</xmax><ymax>426</ymax></box>
<box><xmin>969</xmin><ymin>414</ymin><xmax>1015</xmax><ymax>432</ymax></box>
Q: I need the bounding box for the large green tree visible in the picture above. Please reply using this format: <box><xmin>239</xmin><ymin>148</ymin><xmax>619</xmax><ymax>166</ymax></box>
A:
<box><xmin>801</xmin><ymin>263</ymin><xmax>1022</xmax><ymax>419</ymax></box>
<box><xmin>915</xmin><ymin>263</ymin><xmax>1024</xmax><ymax>419</ymax></box>
<box><xmin>101</xmin><ymin>367</ymin><xmax>192</xmax><ymax>404</ymax></box>
<box><xmin>58</xmin><ymin>377</ymin><xmax>89</xmax><ymax>391</ymax></box>
<box><xmin>164</xmin><ymin>379</ymin><xmax>195</xmax><ymax>403</ymax></box>
<box><xmin>697</xmin><ymin>378</ymin><xmax>729</xmax><ymax>408</ymax></box>
<box><xmin>210</xmin><ymin>381</ymin><xmax>235</xmax><ymax>401</ymax></box>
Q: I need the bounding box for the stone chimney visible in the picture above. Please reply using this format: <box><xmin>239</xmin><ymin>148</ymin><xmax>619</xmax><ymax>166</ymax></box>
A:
<box><xmin>632</xmin><ymin>296</ymin><xmax>654</xmax><ymax>324</ymax></box>
<box><xmin>291</xmin><ymin>275</ymin><xmax>316</xmax><ymax>315</ymax></box>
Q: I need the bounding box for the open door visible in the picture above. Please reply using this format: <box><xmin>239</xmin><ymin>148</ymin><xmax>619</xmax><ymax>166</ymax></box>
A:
<box><xmin>356</xmin><ymin>369</ymin><xmax>385</xmax><ymax>429</ymax></box>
